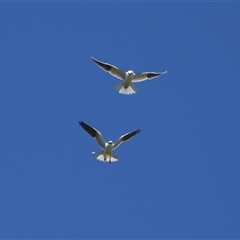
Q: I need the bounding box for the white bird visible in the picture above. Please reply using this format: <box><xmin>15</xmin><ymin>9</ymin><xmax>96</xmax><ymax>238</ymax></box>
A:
<box><xmin>79</xmin><ymin>121</ymin><xmax>141</xmax><ymax>163</ymax></box>
<box><xmin>92</xmin><ymin>57</ymin><xmax>167</xmax><ymax>95</ymax></box>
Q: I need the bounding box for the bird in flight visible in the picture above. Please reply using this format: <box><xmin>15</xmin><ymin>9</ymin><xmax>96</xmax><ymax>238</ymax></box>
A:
<box><xmin>91</xmin><ymin>57</ymin><xmax>167</xmax><ymax>95</ymax></box>
<box><xmin>79</xmin><ymin>121</ymin><xmax>141</xmax><ymax>163</ymax></box>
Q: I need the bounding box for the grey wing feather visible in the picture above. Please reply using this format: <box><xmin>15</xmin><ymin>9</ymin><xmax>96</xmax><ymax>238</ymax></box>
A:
<box><xmin>113</xmin><ymin>129</ymin><xmax>141</xmax><ymax>149</ymax></box>
<box><xmin>132</xmin><ymin>71</ymin><xmax>167</xmax><ymax>82</ymax></box>
<box><xmin>78</xmin><ymin>121</ymin><xmax>106</xmax><ymax>149</ymax></box>
<box><xmin>91</xmin><ymin>57</ymin><xmax>126</xmax><ymax>80</ymax></box>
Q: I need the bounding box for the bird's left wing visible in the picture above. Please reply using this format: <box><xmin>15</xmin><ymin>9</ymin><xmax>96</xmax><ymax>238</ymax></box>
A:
<box><xmin>113</xmin><ymin>129</ymin><xmax>141</xmax><ymax>150</ymax></box>
<box><xmin>78</xmin><ymin>121</ymin><xmax>106</xmax><ymax>149</ymax></box>
<box><xmin>132</xmin><ymin>71</ymin><xmax>167</xmax><ymax>82</ymax></box>
<box><xmin>91</xmin><ymin>57</ymin><xmax>126</xmax><ymax>80</ymax></box>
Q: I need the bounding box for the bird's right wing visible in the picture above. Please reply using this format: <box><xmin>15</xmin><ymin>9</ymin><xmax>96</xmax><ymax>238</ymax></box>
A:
<box><xmin>79</xmin><ymin>121</ymin><xmax>106</xmax><ymax>149</ymax></box>
<box><xmin>113</xmin><ymin>129</ymin><xmax>141</xmax><ymax>149</ymax></box>
<box><xmin>91</xmin><ymin>57</ymin><xmax>126</xmax><ymax>80</ymax></box>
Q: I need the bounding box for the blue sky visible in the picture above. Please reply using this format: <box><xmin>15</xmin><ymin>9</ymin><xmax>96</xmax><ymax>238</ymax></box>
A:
<box><xmin>1</xmin><ymin>2</ymin><xmax>240</xmax><ymax>239</ymax></box>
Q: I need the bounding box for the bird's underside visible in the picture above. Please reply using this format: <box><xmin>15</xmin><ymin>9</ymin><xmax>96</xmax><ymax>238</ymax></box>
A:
<box><xmin>79</xmin><ymin>121</ymin><xmax>141</xmax><ymax>163</ymax></box>
<box><xmin>91</xmin><ymin>57</ymin><xmax>167</xmax><ymax>95</ymax></box>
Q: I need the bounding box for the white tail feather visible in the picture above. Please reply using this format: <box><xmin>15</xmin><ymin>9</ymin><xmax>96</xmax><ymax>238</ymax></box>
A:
<box><xmin>92</xmin><ymin>151</ymin><xmax>119</xmax><ymax>163</ymax></box>
<box><xmin>114</xmin><ymin>82</ymin><xmax>138</xmax><ymax>95</ymax></box>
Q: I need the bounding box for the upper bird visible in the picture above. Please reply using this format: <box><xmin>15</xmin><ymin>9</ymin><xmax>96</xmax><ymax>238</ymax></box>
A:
<box><xmin>79</xmin><ymin>121</ymin><xmax>141</xmax><ymax>163</ymax></box>
<box><xmin>91</xmin><ymin>57</ymin><xmax>167</xmax><ymax>95</ymax></box>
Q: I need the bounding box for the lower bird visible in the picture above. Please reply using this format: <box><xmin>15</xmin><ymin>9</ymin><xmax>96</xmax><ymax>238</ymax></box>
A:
<box><xmin>91</xmin><ymin>57</ymin><xmax>167</xmax><ymax>95</ymax></box>
<box><xmin>79</xmin><ymin>121</ymin><xmax>141</xmax><ymax>163</ymax></box>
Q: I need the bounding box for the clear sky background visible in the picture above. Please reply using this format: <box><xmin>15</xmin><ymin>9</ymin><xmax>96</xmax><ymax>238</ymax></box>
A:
<box><xmin>1</xmin><ymin>2</ymin><xmax>240</xmax><ymax>239</ymax></box>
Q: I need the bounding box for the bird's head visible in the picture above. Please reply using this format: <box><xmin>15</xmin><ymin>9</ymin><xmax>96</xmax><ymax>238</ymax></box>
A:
<box><xmin>127</xmin><ymin>70</ymin><xmax>134</xmax><ymax>75</ymax></box>
<box><xmin>108</xmin><ymin>141</ymin><xmax>113</xmax><ymax>145</ymax></box>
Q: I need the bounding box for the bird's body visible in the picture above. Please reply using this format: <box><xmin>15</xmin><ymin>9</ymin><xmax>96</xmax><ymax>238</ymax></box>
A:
<box><xmin>79</xmin><ymin>121</ymin><xmax>141</xmax><ymax>163</ymax></box>
<box><xmin>119</xmin><ymin>70</ymin><xmax>135</xmax><ymax>94</ymax></box>
<box><xmin>91</xmin><ymin>57</ymin><xmax>167</xmax><ymax>95</ymax></box>
<box><xmin>102</xmin><ymin>141</ymin><xmax>114</xmax><ymax>161</ymax></box>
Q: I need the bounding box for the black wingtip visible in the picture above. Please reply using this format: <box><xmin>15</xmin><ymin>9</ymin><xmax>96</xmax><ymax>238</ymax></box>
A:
<box><xmin>79</xmin><ymin>120</ymin><xmax>88</xmax><ymax>127</ymax></box>
<box><xmin>91</xmin><ymin>57</ymin><xmax>97</xmax><ymax>62</ymax></box>
<box><xmin>91</xmin><ymin>57</ymin><xmax>100</xmax><ymax>65</ymax></box>
<box><xmin>78</xmin><ymin>120</ymin><xmax>97</xmax><ymax>138</ymax></box>
<box><xmin>122</xmin><ymin>129</ymin><xmax>141</xmax><ymax>141</ymax></box>
<box><xmin>134</xmin><ymin>129</ymin><xmax>141</xmax><ymax>135</ymax></box>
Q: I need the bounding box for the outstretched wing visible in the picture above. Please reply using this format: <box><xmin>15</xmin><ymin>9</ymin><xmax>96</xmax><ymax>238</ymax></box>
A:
<box><xmin>113</xmin><ymin>129</ymin><xmax>141</xmax><ymax>150</ymax></box>
<box><xmin>132</xmin><ymin>71</ymin><xmax>167</xmax><ymax>82</ymax></box>
<box><xmin>91</xmin><ymin>57</ymin><xmax>126</xmax><ymax>80</ymax></box>
<box><xmin>78</xmin><ymin>121</ymin><xmax>106</xmax><ymax>149</ymax></box>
